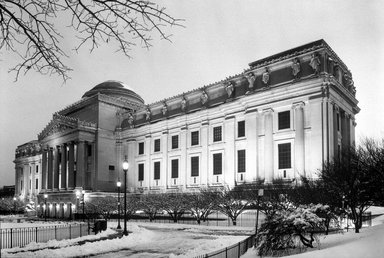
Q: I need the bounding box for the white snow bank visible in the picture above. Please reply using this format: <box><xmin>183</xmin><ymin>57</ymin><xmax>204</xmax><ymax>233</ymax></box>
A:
<box><xmin>242</xmin><ymin>222</ymin><xmax>384</xmax><ymax>258</ymax></box>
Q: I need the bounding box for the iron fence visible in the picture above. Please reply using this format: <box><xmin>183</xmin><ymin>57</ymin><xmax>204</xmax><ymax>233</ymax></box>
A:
<box><xmin>194</xmin><ymin>234</ymin><xmax>255</xmax><ymax>258</ymax></box>
<box><xmin>0</xmin><ymin>223</ymin><xmax>91</xmax><ymax>249</ymax></box>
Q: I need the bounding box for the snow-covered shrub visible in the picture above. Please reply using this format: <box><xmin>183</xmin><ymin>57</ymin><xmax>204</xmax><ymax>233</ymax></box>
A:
<box><xmin>256</xmin><ymin>204</ymin><xmax>326</xmax><ymax>256</ymax></box>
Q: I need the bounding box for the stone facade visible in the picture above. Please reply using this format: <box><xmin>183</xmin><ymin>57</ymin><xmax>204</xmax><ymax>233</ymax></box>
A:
<box><xmin>13</xmin><ymin>40</ymin><xmax>359</xmax><ymax>218</ymax></box>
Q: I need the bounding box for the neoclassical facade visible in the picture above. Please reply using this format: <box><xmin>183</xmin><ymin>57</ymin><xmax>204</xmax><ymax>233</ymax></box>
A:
<box><xmin>14</xmin><ymin>40</ymin><xmax>359</xmax><ymax>217</ymax></box>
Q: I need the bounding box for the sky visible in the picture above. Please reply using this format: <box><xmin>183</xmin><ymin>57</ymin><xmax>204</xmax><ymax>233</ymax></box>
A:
<box><xmin>1</xmin><ymin>0</ymin><xmax>383</xmax><ymax>188</ymax></box>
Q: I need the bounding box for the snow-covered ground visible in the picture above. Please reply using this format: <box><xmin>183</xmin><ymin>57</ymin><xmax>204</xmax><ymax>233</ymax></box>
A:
<box><xmin>242</xmin><ymin>206</ymin><xmax>384</xmax><ymax>258</ymax></box>
<box><xmin>1</xmin><ymin>221</ymin><xmax>254</xmax><ymax>258</ymax></box>
<box><xmin>2</xmin><ymin>206</ymin><xmax>383</xmax><ymax>258</ymax></box>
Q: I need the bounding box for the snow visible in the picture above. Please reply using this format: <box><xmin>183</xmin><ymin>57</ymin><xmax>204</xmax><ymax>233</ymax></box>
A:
<box><xmin>242</xmin><ymin>213</ymin><xmax>384</xmax><ymax>258</ymax></box>
<box><xmin>2</xmin><ymin>207</ymin><xmax>384</xmax><ymax>257</ymax></box>
<box><xmin>1</xmin><ymin>221</ymin><xmax>253</xmax><ymax>258</ymax></box>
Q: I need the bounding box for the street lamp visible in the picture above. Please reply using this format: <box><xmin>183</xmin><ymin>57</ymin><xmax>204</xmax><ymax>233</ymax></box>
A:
<box><xmin>117</xmin><ymin>180</ymin><xmax>122</xmax><ymax>230</ymax></box>
<box><xmin>254</xmin><ymin>188</ymin><xmax>264</xmax><ymax>247</ymax></box>
<box><xmin>82</xmin><ymin>190</ymin><xmax>86</xmax><ymax>222</ymax></box>
<box><xmin>122</xmin><ymin>156</ymin><xmax>129</xmax><ymax>236</ymax></box>
<box><xmin>44</xmin><ymin>194</ymin><xmax>48</xmax><ymax>221</ymax></box>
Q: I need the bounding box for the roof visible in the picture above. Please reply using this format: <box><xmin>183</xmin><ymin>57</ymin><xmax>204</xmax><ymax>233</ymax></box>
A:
<box><xmin>82</xmin><ymin>80</ymin><xmax>145</xmax><ymax>105</ymax></box>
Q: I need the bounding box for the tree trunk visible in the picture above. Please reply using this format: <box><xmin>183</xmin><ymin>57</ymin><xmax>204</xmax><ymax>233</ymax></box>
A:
<box><xmin>232</xmin><ymin>219</ymin><xmax>237</xmax><ymax>226</ymax></box>
<box><xmin>197</xmin><ymin>219</ymin><xmax>201</xmax><ymax>225</ymax></box>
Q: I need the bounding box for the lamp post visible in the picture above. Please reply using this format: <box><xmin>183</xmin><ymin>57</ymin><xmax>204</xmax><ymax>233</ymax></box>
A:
<box><xmin>44</xmin><ymin>194</ymin><xmax>48</xmax><ymax>221</ymax></box>
<box><xmin>117</xmin><ymin>180</ymin><xmax>122</xmax><ymax>230</ymax></box>
<box><xmin>254</xmin><ymin>189</ymin><xmax>264</xmax><ymax>247</ymax></box>
<box><xmin>122</xmin><ymin>156</ymin><xmax>129</xmax><ymax>236</ymax></box>
<box><xmin>82</xmin><ymin>190</ymin><xmax>86</xmax><ymax>222</ymax></box>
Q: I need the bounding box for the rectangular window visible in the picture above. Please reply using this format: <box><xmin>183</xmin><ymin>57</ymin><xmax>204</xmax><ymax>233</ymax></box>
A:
<box><xmin>191</xmin><ymin>131</ymin><xmax>199</xmax><ymax>146</ymax></box>
<box><xmin>238</xmin><ymin>150</ymin><xmax>246</xmax><ymax>173</ymax></box>
<box><xmin>20</xmin><ymin>180</ymin><xmax>23</xmax><ymax>191</ymax></box>
<box><xmin>213</xmin><ymin>126</ymin><xmax>222</xmax><ymax>142</ymax></box>
<box><xmin>36</xmin><ymin>165</ymin><xmax>39</xmax><ymax>173</ymax></box>
<box><xmin>138</xmin><ymin>142</ymin><xmax>145</xmax><ymax>155</ymax></box>
<box><xmin>337</xmin><ymin>113</ymin><xmax>340</xmax><ymax>131</ymax></box>
<box><xmin>138</xmin><ymin>163</ymin><xmax>144</xmax><ymax>181</ymax></box>
<box><xmin>213</xmin><ymin>153</ymin><xmax>222</xmax><ymax>175</ymax></box>
<box><xmin>35</xmin><ymin>179</ymin><xmax>38</xmax><ymax>189</ymax></box>
<box><xmin>171</xmin><ymin>135</ymin><xmax>179</xmax><ymax>149</ymax></box>
<box><xmin>171</xmin><ymin>159</ymin><xmax>179</xmax><ymax>178</ymax></box>
<box><xmin>87</xmin><ymin>144</ymin><xmax>92</xmax><ymax>156</ymax></box>
<box><xmin>154</xmin><ymin>161</ymin><xmax>160</xmax><ymax>180</ymax></box>
<box><xmin>278</xmin><ymin>143</ymin><xmax>291</xmax><ymax>169</ymax></box>
<box><xmin>191</xmin><ymin>157</ymin><xmax>199</xmax><ymax>177</ymax></box>
<box><xmin>238</xmin><ymin>121</ymin><xmax>245</xmax><ymax>138</ymax></box>
<box><xmin>278</xmin><ymin>111</ymin><xmax>290</xmax><ymax>130</ymax></box>
<box><xmin>108</xmin><ymin>165</ymin><xmax>115</xmax><ymax>171</ymax></box>
<box><xmin>154</xmin><ymin>139</ymin><xmax>161</xmax><ymax>152</ymax></box>
<box><xmin>29</xmin><ymin>179</ymin><xmax>31</xmax><ymax>189</ymax></box>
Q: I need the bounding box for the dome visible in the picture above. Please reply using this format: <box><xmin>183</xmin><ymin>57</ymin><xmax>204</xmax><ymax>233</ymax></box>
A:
<box><xmin>82</xmin><ymin>80</ymin><xmax>144</xmax><ymax>105</ymax></box>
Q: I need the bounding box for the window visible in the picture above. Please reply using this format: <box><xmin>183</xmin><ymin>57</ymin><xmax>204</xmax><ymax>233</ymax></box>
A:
<box><xmin>87</xmin><ymin>144</ymin><xmax>92</xmax><ymax>156</ymax></box>
<box><xmin>213</xmin><ymin>126</ymin><xmax>222</xmax><ymax>142</ymax></box>
<box><xmin>138</xmin><ymin>163</ymin><xmax>144</xmax><ymax>181</ymax></box>
<box><xmin>237</xmin><ymin>150</ymin><xmax>246</xmax><ymax>173</ymax></box>
<box><xmin>20</xmin><ymin>180</ymin><xmax>23</xmax><ymax>191</ymax></box>
<box><xmin>29</xmin><ymin>179</ymin><xmax>31</xmax><ymax>189</ymax></box>
<box><xmin>36</xmin><ymin>165</ymin><xmax>39</xmax><ymax>173</ymax></box>
<box><xmin>138</xmin><ymin>142</ymin><xmax>144</xmax><ymax>155</ymax></box>
<box><xmin>238</xmin><ymin>121</ymin><xmax>245</xmax><ymax>138</ymax></box>
<box><xmin>171</xmin><ymin>135</ymin><xmax>179</xmax><ymax>149</ymax></box>
<box><xmin>191</xmin><ymin>157</ymin><xmax>199</xmax><ymax>177</ymax></box>
<box><xmin>171</xmin><ymin>159</ymin><xmax>179</xmax><ymax>178</ymax></box>
<box><xmin>278</xmin><ymin>143</ymin><xmax>291</xmax><ymax>169</ymax></box>
<box><xmin>154</xmin><ymin>139</ymin><xmax>161</xmax><ymax>152</ymax></box>
<box><xmin>108</xmin><ymin>165</ymin><xmax>115</xmax><ymax>171</ymax></box>
<box><xmin>278</xmin><ymin>111</ymin><xmax>290</xmax><ymax>130</ymax></box>
<box><xmin>213</xmin><ymin>153</ymin><xmax>222</xmax><ymax>175</ymax></box>
<box><xmin>337</xmin><ymin>113</ymin><xmax>340</xmax><ymax>131</ymax></box>
<box><xmin>35</xmin><ymin>179</ymin><xmax>39</xmax><ymax>189</ymax></box>
<box><xmin>154</xmin><ymin>161</ymin><xmax>160</xmax><ymax>180</ymax></box>
<box><xmin>191</xmin><ymin>131</ymin><xmax>199</xmax><ymax>146</ymax></box>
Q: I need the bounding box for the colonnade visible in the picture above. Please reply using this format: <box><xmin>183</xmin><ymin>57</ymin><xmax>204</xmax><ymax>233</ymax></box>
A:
<box><xmin>41</xmin><ymin>141</ymin><xmax>91</xmax><ymax>191</ymax></box>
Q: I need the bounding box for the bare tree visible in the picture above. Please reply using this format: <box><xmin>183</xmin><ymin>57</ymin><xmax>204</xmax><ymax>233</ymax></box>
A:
<box><xmin>185</xmin><ymin>189</ymin><xmax>217</xmax><ymax>225</ymax></box>
<box><xmin>215</xmin><ymin>186</ymin><xmax>251</xmax><ymax>226</ymax></box>
<box><xmin>320</xmin><ymin>143</ymin><xmax>380</xmax><ymax>233</ymax></box>
<box><xmin>139</xmin><ymin>193</ymin><xmax>163</xmax><ymax>222</ymax></box>
<box><xmin>84</xmin><ymin>196</ymin><xmax>117</xmax><ymax>219</ymax></box>
<box><xmin>0</xmin><ymin>0</ymin><xmax>183</xmax><ymax>82</ymax></box>
<box><xmin>161</xmin><ymin>192</ymin><xmax>187</xmax><ymax>223</ymax></box>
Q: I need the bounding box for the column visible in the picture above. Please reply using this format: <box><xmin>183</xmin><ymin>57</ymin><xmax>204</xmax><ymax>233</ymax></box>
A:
<box><xmin>127</xmin><ymin>140</ymin><xmax>136</xmax><ymax>192</ymax></box>
<box><xmin>42</xmin><ymin>148</ymin><xmax>47</xmax><ymax>190</ymax></box>
<box><xmin>161</xmin><ymin>131</ymin><xmax>168</xmax><ymax>188</ymax></box>
<box><xmin>224</xmin><ymin>116</ymin><xmax>235</xmax><ymax>187</ymax></box>
<box><xmin>245</xmin><ymin>108</ymin><xmax>258</xmax><ymax>181</ymax></box>
<box><xmin>180</xmin><ymin>127</ymin><xmax>187</xmax><ymax>188</ymax></box>
<box><xmin>47</xmin><ymin>147</ymin><xmax>53</xmax><ymax>190</ymax></box>
<box><xmin>68</xmin><ymin>142</ymin><xmax>75</xmax><ymax>189</ymax></box>
<box><xmin>334</xmin><ymin>104</ymin><xmax>339</xmax><ymax>158</ymax></box>
<box><xmin>264</xmin><ymin>109</ymin><xmax>274</xmax><ymax>182</ymax></box>
<box><xmin>53</xmin><ymin>146</ymin><xmax>60</xmax><ymax>190</ymax></box>
<box><xmin>201</xmin><ymin>121</ymin><xmax>209</xmax><ymax>185</ymax></box>
<box><xmin>60</xmin><ymin>144</ymin><xmax>67</xmax><ymax>189</ymax></box>
<box><xmin>345</xmin><ymin>113</ymin><xmax>351</xmax><ymax>147</ymax></box>
<box><xmin>76</xmin><ymin>141</ymin><xmax>85</xmax><ymax>188</ymax></box>
<box><xmin>294</xmin><ymin>102</ymin><xmax>305</xmax><ymax>177</ymax></box>
<box><xmin>145</xmin><ymin>136</ymin><xmax>151</xmax><ymax>188</ymax></box>
<box><xmin>341</xmin><ymin>111</ymin><xmax>349</xmax><ymax>149</ymax></box>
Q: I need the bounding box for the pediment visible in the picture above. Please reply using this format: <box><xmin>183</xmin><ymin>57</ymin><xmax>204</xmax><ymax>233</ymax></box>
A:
<box><xmin>38</xmin><ymin>116</ymin><xmax>77</xmax><ymax>141</ymax></box>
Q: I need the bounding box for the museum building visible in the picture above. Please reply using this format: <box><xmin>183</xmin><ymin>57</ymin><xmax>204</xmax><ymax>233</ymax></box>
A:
<box><xmin>13</xmin><ymin>39</ymin><xmax>359</xmax><ymax>218</ymax></box>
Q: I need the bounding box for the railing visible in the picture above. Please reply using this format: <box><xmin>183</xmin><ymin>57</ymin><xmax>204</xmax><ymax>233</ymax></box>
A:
<box><xmin>194</xmin><ymin>234</ymin><xmax>255</xmax><ymax>258</ymax></box>
<box><xmin>0</xmin><ymin>223</ymin><xmax>91</xmax><ymax>249</ymax></box>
